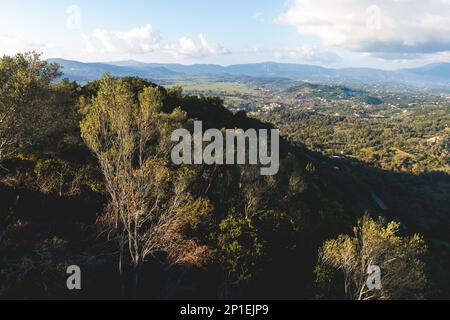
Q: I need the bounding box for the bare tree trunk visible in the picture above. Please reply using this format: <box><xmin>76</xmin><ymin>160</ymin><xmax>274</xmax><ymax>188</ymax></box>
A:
<box><xmin>118</xmin><ymin>238</ymin><xmax>126</xmax><ymax>298</ymax></box>
<box><xmin>344</xmin><ymin>274</ymin><xmax>352</xmax><ymax>300</ymax></box>
<box><xmin>131</xmin><ymin>264</ymin><xmax>141</xmax><ymax>300</ymax></box>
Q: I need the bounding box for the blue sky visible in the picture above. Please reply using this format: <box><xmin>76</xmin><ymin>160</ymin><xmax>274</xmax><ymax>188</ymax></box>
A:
<box><xmin>1</xmin><ymin>0</ymin><xmax>450</xmax><ymax>69</ymax></box>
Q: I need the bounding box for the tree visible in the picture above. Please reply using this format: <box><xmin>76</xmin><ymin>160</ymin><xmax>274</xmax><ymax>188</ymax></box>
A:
<box><xmin>46</xmin><ymin>79</ymin><xmax>83</xmax><ymax>149</ymax></box>
<box><xmin>215</xmin><ymin>211</ymin><xmax>265</xmax><ymax>298</ymax></box>
<box><xmin>0</xmin><ymin>52</ymin><xmax>61</xmax><ymax>163</ymax></box>
<box><xmin>80</xmin><ymin>75</ymin><xmax>209</xmax><ymax>298</ymax></box>
<box><xmin>316</xmin><ymin>215</ymin><xmax>428</xmax><ymax>300</ymax></box>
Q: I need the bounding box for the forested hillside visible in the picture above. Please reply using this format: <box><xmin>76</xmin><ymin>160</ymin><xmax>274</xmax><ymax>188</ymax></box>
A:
<box><xmin>0</xmin><ymin>53</ymin><xmax>448</xmax><ymax>300</ymax></box>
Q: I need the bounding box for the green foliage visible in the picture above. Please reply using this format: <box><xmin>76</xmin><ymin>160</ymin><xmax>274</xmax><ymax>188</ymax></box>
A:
<box><xmin>33</xmin><ymin>157</ymin><xmax>101</xmax><ymax>196</ymax></box>
<box><xmin>80</xmin><ymin>74</ymin><xmax>188</xmax><ymax>213</ymax></box>
<box><xmin>215</xmin><ymin>212</ymin><xmax>265</xmax><ymax>284</ymax></box>
<box><xmin>183</xmin><ymin>197</ymin><xmax>214</xmax><ymax>231</ymax></box>
<box><xmin>316</xmin><ymin>215</ymin><xmax>428</xmax><ymax>300</ymax></box>
<box><xmin>362</xmin><ymin>96</ymin><xmax>383</xmax><ymax>105</ymax></box>
<box><xmin>0</xmin><ymin>52</ymin><xmax>62</xmax><ymax>161</ymax></box>
<box><xmin>259</xmin><ymin>106</ymin><xmax>449</xmax><ymax>174</ymax></box>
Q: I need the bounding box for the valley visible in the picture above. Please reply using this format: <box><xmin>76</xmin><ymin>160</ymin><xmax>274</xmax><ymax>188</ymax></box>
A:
<box><xmin>1</xmin><ymin>54</ymin><xmax>449</xmax><ymax>300</ymax></box>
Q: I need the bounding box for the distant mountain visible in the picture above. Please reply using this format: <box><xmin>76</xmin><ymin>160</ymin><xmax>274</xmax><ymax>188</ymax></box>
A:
<box><xmin>224</xmin><ymin>62</ymin><xmax>333</xmax><ymax>79</ymax></box>
<box><xmin>149</xmin><ymin>63</ymin><xmax>227</xmax><ymax>76</ymax></box>
<box><xmin>107</xmin><ymin>60</ymin><xmax>227</xmax><ymax>76</ymax></box>
<box><xmin>336</xmin><ymin>68</ymin><xmax>395</xmax><ymax>83</ymax></box>
<box><xmin>399</xmin><ymin>63</ymin><xmax>450</xmax><ymax>82</ymax></box>
<box><xmin>48</xmin><ymin>59</ymin><xmax>450</xmax><ymax>88</ymax></box>
<box><xmin>48</xmin><ymin>59</ymin><xmax>177</xmax><ymax>83</ymax></box>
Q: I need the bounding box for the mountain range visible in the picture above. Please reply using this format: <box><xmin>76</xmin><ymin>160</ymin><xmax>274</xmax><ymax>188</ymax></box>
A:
<box><xmin>48</xmin><ymin>58</ymin><xmax>450</xmax><ymax>88</ymax></box>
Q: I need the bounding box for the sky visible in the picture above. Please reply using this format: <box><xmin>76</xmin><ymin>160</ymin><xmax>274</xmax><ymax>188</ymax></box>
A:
<box><xmin>1</xmin><ymin>0</ymin><xmax>450</xmax><ymax>69</ymax></box>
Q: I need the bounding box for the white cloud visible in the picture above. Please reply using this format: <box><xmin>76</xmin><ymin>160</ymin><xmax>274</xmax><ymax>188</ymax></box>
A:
<box><xmin>86</xmin><ymin>24</ymin><xmax>161</xmax><ymax>54</ymax></box>
<box><xmin>170</xmin><ymin>34</ymin><xmax>230</xmax><ymax>58</ymax></box>
<box><xmin>274</xmin><ymin>44</ymin><xmax>342</xmax><ymax>64</ymax></box>
<box><xmin>277</xmin><ymin>0</ymin><xmax>450</xmax><ymax>58</ymax></box>
<box><xmin>82</xmin><ymin>25</ymin><xmax>229</xmax><ymax>60</ymax></box>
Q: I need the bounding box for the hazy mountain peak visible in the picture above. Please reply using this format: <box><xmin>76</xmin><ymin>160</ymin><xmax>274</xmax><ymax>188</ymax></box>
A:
<box><xmin>48</xmin><ymin>59</ymin><xmax>450</xmax><ymax>88</ymax></box>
